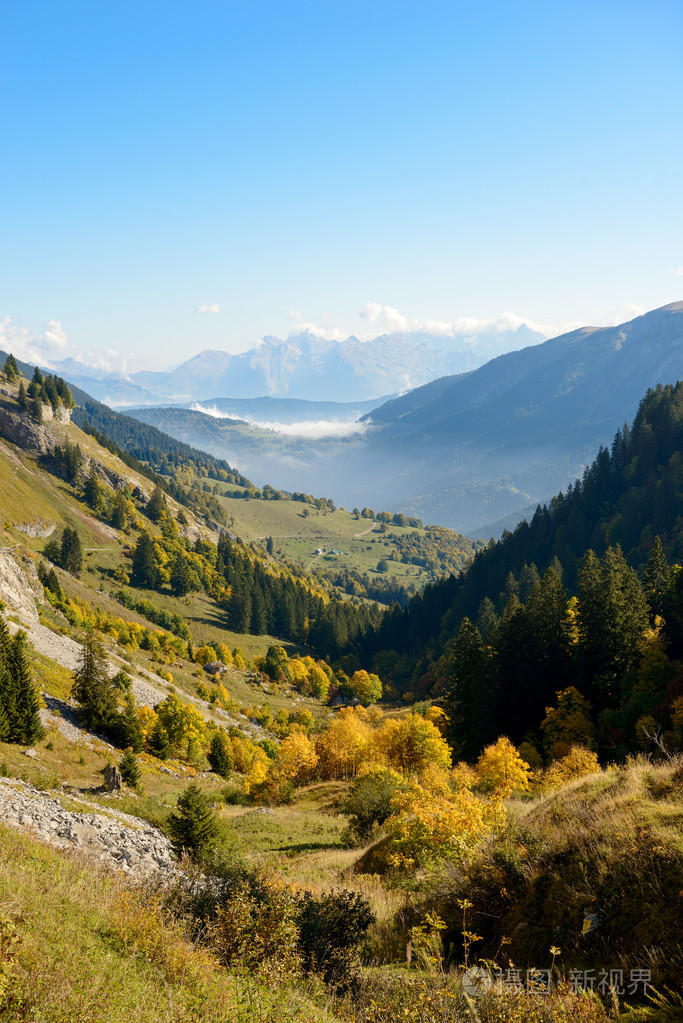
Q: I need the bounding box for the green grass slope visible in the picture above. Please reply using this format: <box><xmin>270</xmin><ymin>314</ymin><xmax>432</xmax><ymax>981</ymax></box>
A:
<box><xmin>0</xmin><ymin>824</ymin><xmax>333</xmax><ymax>1022</ymax></box>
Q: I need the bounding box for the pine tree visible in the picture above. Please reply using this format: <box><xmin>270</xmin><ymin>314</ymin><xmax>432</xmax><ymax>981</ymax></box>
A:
<box><xmin>167</xmin><ymin>783</ymin><xmax>218</xmax><ymax>859</ymax></box>
<box><xmin>444</xmin><ymin>617</ymin><xmax>494</xmax><ymax>760</ymax></box>
<box><xmin>0</xmin><ymin>686</ymin><xmax>9</xmax><ymax>741</ymax></box>
<box><xmin>71</xmin><ymin>632</ymin><xmax>118</xmax><ymax>733</ymax></box>
<box><xmin>149</xmin><ymin>720</ymin><xmax>171</xmax><ymax>760</ymax></box>
<box><xmin>30</xmin><ymin>396</ymin><xmax>43</xmax><ymax>423</ymax></box>
<box><xmin>3</xmin><ymin>354</ymin><xmax>18</xmax><ymax>381</ymax></box>
<box><xmin>119</xmin><ymin>749</ymin><xmax>141</xmax><ymax>788</ymax></box>
<box><xmin>9</xmin><ymin>631</ymin><xmax>44</xmax><ymax>745</ymax></box>
<box><xmin>60</xmin><ymin>527</ymin><xmax>83</xmax><ymax>576</ymax></box>
<box><xmin>146</xmin><ymin>485</ymin><xmax>167</xmax><ymax>523</ymax></box>
<box><xmin>0</xmin><ymin>616</ymin><xmax>18</xmax><ymax>740</ymax></box>
<box><xmin>132</xmin><ymin>532</ymin><xmax>160</xmax><ymax>589</ymax></box>
<box><xmin>251</xmin><ymin>585</ymin><xmax>268</xmax><ymax>634</ymax></box>
<box><xmin>578</xmin><ymin>546</ymin><xmax>649</xmax><ymax>708</ymax></box>
<box><xmin>170</xmin><ymin>551</ymin><xmax>192</xmax><ymax>597</ymax></box>
<box><xmin>642</xmin><ymin>536</ymin><xmax>670</xmax><ymax>619</ymax></box>
<box><xmin>108</xmin><ymin>685</ymin><xmax>144</xmax><ymax>751</ymax></box>
<box><xmin>207</xmin><ymin>730</ymin><xmax>233</xmax><ymax>778</ymax></box>
<box><xmin>17</xmin><ymin>380</ymin><xmax>28</xmax><ymax>411</ymax></box>
<box><xmin>110</xmin><ymin>489</ymin><xmax>128</xmax><ymax>529</ymax></box>
<box><xmin>45</xmin><ymin>568</ymin><xmax>63</xmax><ymax>600</ymax></box>
<box><xmin>84</xmin><ymin>468</ymin><xmax>106</xmax><ymax>516</ymax></box>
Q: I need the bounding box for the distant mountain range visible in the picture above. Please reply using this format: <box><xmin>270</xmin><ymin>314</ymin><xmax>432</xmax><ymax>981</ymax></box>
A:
<box><xmin>125</xmin><ymin>302</ymin><xmax>683</xmax><ymax>534</ymax></box>
<box><xmin>355</xmin><ymin>300</ymin><xmax>683</xmax><ymax>528</ymax></box>
<box><xmin>56</xmin><ymin>325</ymin><xmax>546</xmax><ymax>406</ymax></box>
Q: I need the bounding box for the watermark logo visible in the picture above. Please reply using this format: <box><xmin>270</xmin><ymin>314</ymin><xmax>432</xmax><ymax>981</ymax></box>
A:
<box><xmin>462</xmin><ymin>967</ymin><xmax>651</xmax><ymax>997</ymax></box>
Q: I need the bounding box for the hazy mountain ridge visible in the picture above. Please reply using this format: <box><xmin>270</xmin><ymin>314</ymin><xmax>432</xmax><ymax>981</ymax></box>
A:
<box><xmin>123</xmin><ymin>302</ymin><xmax>683</xmax><ymax>534</ymax></box>
<box><xmin>352</xmin><ymin>301</ymin><xmax>683</xmax><ymax>528</ymax></box>
<box><xmin>57</xmin><ymin>324</ymin><xmax>545</xmax><ymax>406</ymax></box>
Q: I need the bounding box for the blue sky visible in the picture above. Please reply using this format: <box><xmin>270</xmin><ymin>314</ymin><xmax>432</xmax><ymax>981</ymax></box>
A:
<box><xmin>2</xmin><ymin>0</ymin><xmax>682</xmax><ymax>372</ymax></box>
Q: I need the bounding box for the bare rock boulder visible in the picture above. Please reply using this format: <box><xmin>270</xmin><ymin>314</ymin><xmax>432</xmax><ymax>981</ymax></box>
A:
<box><xmin>104</xmin><ymin>765</ymin><xmax>122</xmax><ymax>792</ymax></box>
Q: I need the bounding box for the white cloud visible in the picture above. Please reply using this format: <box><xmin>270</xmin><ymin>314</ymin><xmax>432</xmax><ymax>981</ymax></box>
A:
<box><xmin>600</xmin><ymin>303</ymin><xmax>646</xmax><ymax>326</ymax></box>
<box><xmin>0</xmin><ymin>316</ymin><xmax>71</xmax><ymax>369</ymax></box>
<box><xmin>671</xmin><ymin>267</ymin><xmax>683</xmax><ymax>276</ymax></box>
<box><xmin>0</xmin><ymin>315</ymin><xmax>137</xmax><ymax>376</ymax></box>
<box><xmin>293</xmin><ymin>321</ymin><xmax>348</xmax><ymax>342</ymax></box>
<box><xmin>359</xmin><ymin>302</ymin><xmax>557</xmax><ymax>339</ymax></box>
<box><xmin>288</xmin><ymin>309</ymin><xmax>303</xmax><ymax>320</ymax></box>
<box><xmin>191</xmin><ymin>403</ymin><xmax>366</xmax><ymax>439</ymax></box>
<box><xmin>43</xmin><ymin>319</ymin><xmax>70</xmax><ymax>350</ymax></box>
<box><xmin>256</xmin><ymin>418</ymin><xmax>366</xmax><ymax>438</ymax></box>
<box><xmin>195</xmin><ymin>303</ymin><xmax>221</xmax><ymax>314</ymax></box>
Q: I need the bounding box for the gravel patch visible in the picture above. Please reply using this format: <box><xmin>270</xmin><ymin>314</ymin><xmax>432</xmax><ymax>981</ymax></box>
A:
<box><xmin>0</xmin><ymin>776</ymin><xmax>177</xmax><ymax>878</ymax></box>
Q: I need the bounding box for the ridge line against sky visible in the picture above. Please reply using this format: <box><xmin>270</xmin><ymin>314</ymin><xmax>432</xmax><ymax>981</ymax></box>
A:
<box><xmin>0</xmin><ymin>300</ymin><xmax>653</xmax><ymax>377</ymax></box>
<box><xmin>1</xmin><ymin>1</ymin><xmax>682</xmax><ymax>375</ymax></box>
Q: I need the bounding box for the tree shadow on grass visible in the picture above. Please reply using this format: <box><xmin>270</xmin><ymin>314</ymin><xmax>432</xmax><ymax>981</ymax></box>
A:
<box><xmin>272</xmin><ymin>841</ymin><xmax>344</xmax><ymax>854</ymax></box>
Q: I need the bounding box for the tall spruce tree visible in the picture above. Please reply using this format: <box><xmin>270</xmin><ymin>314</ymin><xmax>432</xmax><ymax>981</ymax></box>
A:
<box><xmin>207</xmin><ymin>730</ymin><xmax>233</xmax><ymax>778</ymax></box>
<box><xmin>167</xmin><ymin>783</ymin><xmax>218</xmax><ymax>859</ymax></box>
<box><xmin>170</xmin><ymin>551</ymin><xmax>192</xmax><ymax>597</ymax></box>
<box><xmin>60</xmin><ymin>527</ymin><xmax>83</xmax><ymax>576</ymax></box>
<box><xmin>146</xmin><ymin>485</ymin><xmax>167</xmax><ymax>523</ymax></box>
<box><xmin>84</xmin><ymin>468</ymin><xmax>106</xmax><ymax>516</ymax></box>
<box><xmin>0</xmin><ymin>617</ymin><xmax>13</xmax><ymax>742</ymax></box>
<box><xmin>9</xmin><ymin>631</ymin><xmax>44</xmax><ymax>745</ymax></box>
<box><xmin>642</xmin><ymin>536</ymin><xmax>670</xmax><ymax>619</ymax></box>
<box><xmin>132</xmin><ymin>531</ymin><xmax>160</xmax><ymax>589</ymax></box>
<box><xmin>149</xmin><ymin>720</ymin><xmax>171</xmax><ymax>760</ymax></box>
<box><xmin>119</xmin><ymin>749</ymin><xmax>141</xmax><ymax>788</ymax></box>
<box><xmin>3</xmin><ymin>353</ymin><xmax>18</xmax><ymax>380</ymax></box>
<box><xmin>578</xmin><ymin>546</ymin><xmax>649</xmax><ymax>709</ymax></box>
<box><xmin>445</xmin><ymin>617</ymin><xmax>495</xmax><ymax>759</ymax></box>
<box><xmin>71</xmin><ymin>632</ymin><xmax>118</xmax><ymax>734</ymax></box>
<box><xmin>0</xmin><ymin>620</ymin><xmax>43</xmax><ymax>745</ymax></box>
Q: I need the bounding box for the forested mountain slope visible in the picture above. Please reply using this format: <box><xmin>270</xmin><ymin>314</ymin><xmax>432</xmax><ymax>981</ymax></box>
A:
<box><xmin>352</xmin><ymin>301</ymin><xmax>683</xmax><ymax>529</ymax></box>
<box><xmin>361</xmin><ymin>380</ymin><xmax>683</xmax><ymax>761</ymax></box>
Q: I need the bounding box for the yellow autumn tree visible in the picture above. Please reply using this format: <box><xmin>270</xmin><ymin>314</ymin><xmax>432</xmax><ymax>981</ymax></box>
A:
<box><xmin>243</xmin><ymin>753</ymin><xmax>269</xmax><ymax>794</ymax></box>
<box><xmin>540</xmin><ymin>744</ymin><xmax>600</xmax><ymax>791</ymax></box>
<box><xmin>287</xmin><ymin>657</ymin><xmax>310</xmax><ymax>692</ymax></box>
<box><xmin>315</xmin><ymin>707</ymin><xmax>372</xmax><ymax>780</ymax></box>
<box><xmin>373</xmin><ymin>714</ymin><xmax>452</xmax><ymax>776</ymax></box>
<box><xmin>194</xmin><ymin>645</ymin><xmax>218</xmax><ymax>666</ymax></box>
<box><xmin>230</xmin><ymin>735</ymin><xmax>262</xmax><ymax>774</ymax></box>
<box><xmin>425</xmin><ymin>706</ymin><xmax>449</xmax><ymax>734</ymax></box>
<box><xmin>476</xmin><ymin>736</ymin><xmax>531</xmax><ymax>797</ymax></box>
<box><xmin>276</xmin><ymin>730</ymin><xmax>318</xmax><ymax>784</ymax></box>
<box><xmin>541</xmin><ymin>687</ymin><xmax>596</xmax><ymax>759</ymax></box>
<box><xmin>349</xmin><ymin>669</ymin><xmax>382</xmax><ymax>706</ymax></box>
<box><xmin>216</xmin><ymin>643</ymin><xmax>233</xmax><ymax>666</ymax></box>
<box><xmin>307</xmin><ymin>663</ymin><xmax>330</xmax><ymax>701</ymax></box>
<box><xmin>136</xmin><ymin>705</ymin><xmax>158</xmax><ymax>741</ymax></box>
<box><xmin>155</xmin><ymin>694</ymin><xmax>207</xmax><ymax>760</ymax></box>
<box><xmin>385</xmin><ymin>781</ymin><xmax>504</xmax><ymax>869</ymax></box>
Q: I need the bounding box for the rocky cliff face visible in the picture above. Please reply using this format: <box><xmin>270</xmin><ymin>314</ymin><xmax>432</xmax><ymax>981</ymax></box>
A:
<box><xmin>0</xmin><ymin>399</ymin><xmax>53</xmax><ymax>455</ymax></box>
<box><xmin>0</xmin><ymin>549</ymin><xmax>43</xmax><ymax>626</ymax></box>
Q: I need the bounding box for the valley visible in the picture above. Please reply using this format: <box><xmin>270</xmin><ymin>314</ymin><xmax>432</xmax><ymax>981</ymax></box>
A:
<box><xmin>0</xmin><ymin>349</ymin><xmax>682</xmax><ymax>1023</ymax></box>
<box><xmin>121</xmin><ymin>302</ymin><xmax>683</xmax><ymax>535</ymax></box>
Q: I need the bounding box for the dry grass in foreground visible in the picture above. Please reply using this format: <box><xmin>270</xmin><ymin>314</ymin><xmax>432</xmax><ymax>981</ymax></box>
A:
<box><xmin>0</xmin><ymin>823</ymin><xmax>334</xmax><ymax>1023</ymax></box>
